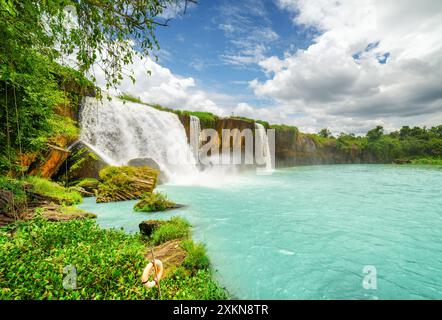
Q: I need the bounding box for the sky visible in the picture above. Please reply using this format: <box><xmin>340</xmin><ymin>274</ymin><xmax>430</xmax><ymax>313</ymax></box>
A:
<box><xmin>103</xmin><ymin>0</ymin><xmax>442</xmax><ymax>135</ymax></box>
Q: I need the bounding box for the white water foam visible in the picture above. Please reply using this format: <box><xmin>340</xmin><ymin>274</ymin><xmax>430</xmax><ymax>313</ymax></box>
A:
<box><xmin>80</xmin><ymin>96</ymin><xmax>198</xmax><ymax>183</ymax></box>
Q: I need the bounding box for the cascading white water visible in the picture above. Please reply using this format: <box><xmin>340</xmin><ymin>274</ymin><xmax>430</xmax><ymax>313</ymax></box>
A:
<box><xmin>189</xmin><ymin>115</ymin><xmax>201</xmax><ymax>162</ymax></box>
<box><xmin>255</xmin><ymin>123</ymin><xmax>273</xmax><ymax>172</ymax></box>
<box><xmin>80</xmin><ymin>96</ymin><xmax>199</xmax><ymax>183</ymax></box>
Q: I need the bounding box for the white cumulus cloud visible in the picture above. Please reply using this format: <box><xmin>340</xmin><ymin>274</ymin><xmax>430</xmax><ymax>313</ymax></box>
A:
<box><xmin>95</xmin><ymin>53</ymin><xmax>226</xmax><ymax>116</ymax></box>
<box><xmin>249</xmin><ymin>0</ymin><xmax>442</xmax><ymax>134</ymax></box>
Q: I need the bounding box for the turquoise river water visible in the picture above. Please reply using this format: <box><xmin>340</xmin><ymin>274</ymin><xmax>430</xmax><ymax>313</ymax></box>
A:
<box><xmin>78</xmin><ymin>165</ymin><xmax>442</xmax><ymax>299</ymax></box>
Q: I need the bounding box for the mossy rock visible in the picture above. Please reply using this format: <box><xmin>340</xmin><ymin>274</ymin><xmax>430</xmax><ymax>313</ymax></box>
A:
<box><xmin>127</xmin><ymin>158</ymin><xmax>166</xmax><ymax>184</ymax></box>
<box><xmin>134</xmin><ymin>192</ymin><xmax>181</xmax><ymax>212</ymax></box>
<box><xmin>96</xmin><ymin>166</ymin><xmax>158</xmax><ymax>203</ymax></box>
<box><xmin>73</xmin><ymin>178</ymin><xmax>99</xmax><ymax>194</ymax></box>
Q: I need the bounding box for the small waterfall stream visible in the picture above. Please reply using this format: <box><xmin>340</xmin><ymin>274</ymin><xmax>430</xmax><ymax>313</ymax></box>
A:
<box><xmin>189</xmin><ymin>115</ymin><xmax>201</xmax><ymax>162</ymax></box>
<box><xmin>255</xmin><ymin>123</ymin><xmax>273</xmax><ymax>172</ymax></box>
<box><xmin>80</xmin><ymin>96</ymin><xmax>198</xmax><ymax>183</ymax></box>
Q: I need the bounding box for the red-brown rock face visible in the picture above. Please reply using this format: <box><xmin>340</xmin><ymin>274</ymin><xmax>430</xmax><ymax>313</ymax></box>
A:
<box><xmin>29</xmin><ymin>145</ymin><xmax>70</xmax><ymax>178</ymax></box>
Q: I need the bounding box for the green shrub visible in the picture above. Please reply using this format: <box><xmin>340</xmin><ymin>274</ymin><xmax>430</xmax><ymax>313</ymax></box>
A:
<box><xmin>183</xmin><ymin>111</ymin><xmax>218</xmax><ymax>129</ymax></box>
<box><xmin>118</xmin><ymin>93</ymin><xmax>143</xmax><ymax>104</ymax></box>
<box><xmin>134</xmin><ymin>192</ymin><xmax>175</xmax><ymax>212</ymax></box>
<box><xmin>0</xmin><ymin>176</ymin><xmax>27</xmax><ymax>203</ymax></box>
<box><xmin>410</xmin><ymin>158</ymin><xmax>442</xmax><ymax>165</ymax></box>
<box><xmin>150</xmin><ymin>217</ymin><xmax>190</xmax><ymax>245</ymax></box>
<box><xmin>47</xmin><ymin>114</ymin><xmax>79</xmax><ymax>145</ymax></box>
<box><xmin>0</xmin><ymin>218</ymin><xmax>147</xmax><ymax>299</ymax></box>
<box><xmin>255</xmin><ymin>120</ymin><xmax>270</xmax><ymax>128</ymax></box>
<box><xmin>73</xmin><ymin>178</ymin><xmax>99</xmax><ymax>189</ymax></box>
<box><xmin>161</xmin><ymin>268</ymin><xmax>227</xmax><ymax>300</ymax></box>
<box><xmin>270</xmin><ymin>124</ymin><xmax>299</xmax><ymax>133</ymax></box>
<box><xmin>181</xmin><ymin>240</ymin><xmax>210</xmax><ymax>273</ymax></box>
<box><xmin>25</xmin><ymin>176</ymin><xmax>82</xmax><ymax>205</ymax></box>
<box><xmin>99</xmin><ymin>166</ymin><xmax>158</xmax><ymax>182</ymax></box>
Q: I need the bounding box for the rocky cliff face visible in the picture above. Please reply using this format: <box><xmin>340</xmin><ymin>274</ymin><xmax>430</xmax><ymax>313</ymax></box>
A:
<box><xmin>29</xmin><ymin>145</ymin><xmax>70</xmax><ymax>178</ymax></box>
<box><xmin>274</xmin><ymin>130</ymin><xmax>362</xmax><ymax>166</ymax></box>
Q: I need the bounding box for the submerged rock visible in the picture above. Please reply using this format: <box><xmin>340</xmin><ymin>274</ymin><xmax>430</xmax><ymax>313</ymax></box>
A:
<box><xmin>96</xmin><ymin>166</ymin><xmax>158</xmax><ymax>203</ymax></box>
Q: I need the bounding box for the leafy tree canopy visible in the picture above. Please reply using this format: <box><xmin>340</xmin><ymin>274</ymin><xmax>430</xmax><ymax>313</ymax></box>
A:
<box><xmin>366</xmin><ymin>125</ymin><xmax>384</xmax><ymax>141</ymax></box>
<box><xmin>1</xmin><ymin>0</ymin><xmax>194</xmax><ymax>89</ymax></box>
<box><xmin>318</xmin><ymin>128</ymin><xmax>332</xmax><ymax>139</ymax></box>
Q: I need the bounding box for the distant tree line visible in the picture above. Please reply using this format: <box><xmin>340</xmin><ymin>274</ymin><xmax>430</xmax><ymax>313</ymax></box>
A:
<box><xmin>316</xmin><ymin>125</ymin><xmax>442</xmax><ymax>162</ymax></box>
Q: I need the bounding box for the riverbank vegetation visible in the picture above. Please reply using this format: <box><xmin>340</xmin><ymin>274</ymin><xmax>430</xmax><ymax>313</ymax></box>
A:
<box><xmin>0</xmin><ymin>216</ymin><xmax>227</xmax><ymax>300</ymax></box>
<box><xmin>25</xmin><ymin>176</ymin><xmax>82</xmax><ymax>205</ymax></box>
<box><xmin>313</xmin><ymin>125</ymin><xmax>442</xmax><ymax>164</ymax></box>
<box><xmin>150</xmin><ymin>217</ymin><xmax>190</xmax><ymax>245</ymax></box>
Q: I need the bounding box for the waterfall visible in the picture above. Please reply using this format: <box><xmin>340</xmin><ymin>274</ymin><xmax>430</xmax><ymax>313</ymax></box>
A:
<box><xmin>255</xmin><ymin>123</ymin><xmax>273</xmax><ymax>172</ymax></box>
<box><xmin>80</xmin><ymin>96</ymin><xmax>198</xmax><ymax>183</ymax></box>
<box><xmin>189</xmin><ymin>115</ymin><xmax>201</xmax><ymax>162</ymax></box>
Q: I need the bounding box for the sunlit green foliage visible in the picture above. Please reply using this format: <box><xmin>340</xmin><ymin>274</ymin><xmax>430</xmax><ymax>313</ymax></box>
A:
<box><xmin>150</xmin><ymin>217</ymin><xmax>190</xmax><ymax>245</ymax></box>
<box><xmin>25</xmin><ymin>176</ymin><xmax>82</xmax><ymax>205</ymax></box>
<box><xmin>96</xmin><ymin>166</ymin><xmax>158</xmax><ymax>202</ymax></box>
<box><xmin>306</xmin><ymin>125</ymin><xmax>442</xmax><ymax>163</ymax></box>
<box><xmin>270</xmin><ymin>124</ymin><xmax>299</xmax><ymax>133</ymax></box>
<box><xmin>181</xmin><ymin>239</ymin><xmax>210</xmax><ymax>273</ymax></box>
<box><xmin>318</xmin><ymin>128</ymin><xmax>332</xmax><ymax>139</ymax></box>
<box><xmin>0</xmin><ymin>176</ymin><xmax>27</xmax><ymax>205</ymax></box>
<box><xmin>0</xmin><ymin>217</ymin><xmax>227</xmax><ymax>300</ymax></box>
<box><xmin>410</xmin><ymin>158</ymin><xmax>442</xmax><ymax>165</ymax></box>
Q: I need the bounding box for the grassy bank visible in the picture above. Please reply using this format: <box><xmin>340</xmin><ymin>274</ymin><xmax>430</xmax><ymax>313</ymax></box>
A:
<box><xmin>0</xmin><ymin>215</ymin><xmax>227</xmax><ymax>300</ymax></box>
<box><xmin>409</xmin><ymin>158</ymin><xmax>442</xmax><ymax>165</ymax></box>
